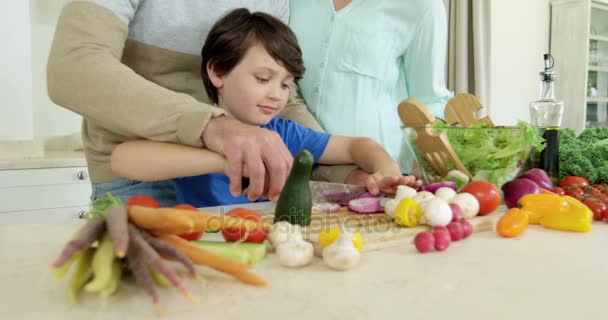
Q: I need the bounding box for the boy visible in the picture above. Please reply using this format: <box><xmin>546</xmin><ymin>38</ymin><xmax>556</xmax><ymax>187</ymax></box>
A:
<box><xmin>111</xmin><ymin>8</ymin><xmax>421</xmax><ymax>208</ymax></box>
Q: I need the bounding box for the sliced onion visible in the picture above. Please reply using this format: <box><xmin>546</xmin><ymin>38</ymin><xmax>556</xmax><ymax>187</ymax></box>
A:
<box><xmin>312</xmin><ymin>202</ymin><xmax>342</xmax><ymax>213</ymax></box>
<box><xmin>348</xmin><ymin>197</ymin><xmax>382</xmax><ymax>213</ymax></box>
<box><xmin>420</xmin><ymin>181</ymin><xmax>458</xmax><ymax>194</ymax></box>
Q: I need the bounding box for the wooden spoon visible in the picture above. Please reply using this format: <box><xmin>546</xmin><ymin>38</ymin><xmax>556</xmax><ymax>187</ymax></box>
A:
<box><xmin>444</xmin><ymin>93</ymin><xmax>494</xmax><ymax>126</ymax></box>
<box><xmin>398</xmin><ymin>98</ymin><xmax>472</xmax><ymax>178</ymax></box>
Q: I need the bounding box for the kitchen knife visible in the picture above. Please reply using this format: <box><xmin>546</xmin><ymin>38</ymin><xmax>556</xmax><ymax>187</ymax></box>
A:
<box><xmin>309</xmin><ymin>181</ymin><xmax>367</xmax><ymax>203</ymax></box>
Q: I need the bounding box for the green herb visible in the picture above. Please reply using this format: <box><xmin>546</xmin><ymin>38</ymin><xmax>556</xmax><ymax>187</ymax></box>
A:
<box><xmin>86</xmin><ymin>192</ymin><xmax>124</xmax><ymax>218</ymax></box>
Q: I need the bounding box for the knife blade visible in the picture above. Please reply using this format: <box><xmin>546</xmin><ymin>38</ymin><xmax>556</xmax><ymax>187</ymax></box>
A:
<box><xmin>309</xmin><ymin>181</ymin><xmax>367</xmax><ymax>203</ymax></box>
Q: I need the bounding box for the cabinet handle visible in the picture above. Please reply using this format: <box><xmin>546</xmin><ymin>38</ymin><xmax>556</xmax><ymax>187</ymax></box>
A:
<box><xmin>77</xmin><ymin>210</ymin><xmax>87</xmax><ymax>219</ymax></box>
<box><xmin>76</xmin><ymin>170</ymin><xmax>88</xmax><ymax>181</ymax></box>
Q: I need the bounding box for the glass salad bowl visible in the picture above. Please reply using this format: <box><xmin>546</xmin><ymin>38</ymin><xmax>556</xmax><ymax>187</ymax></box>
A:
<box><xmin>404</xmin><ymin>122</ymin><xmax>545</xmax><ymax>188</ymax></box>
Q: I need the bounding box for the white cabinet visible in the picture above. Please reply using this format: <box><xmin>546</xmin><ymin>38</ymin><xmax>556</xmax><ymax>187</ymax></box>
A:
<box><xmin>550</xmin><ymin>0</ymin><xmax>608</xmax><ymax>132</ymax></box>
<box><xmin>0</xmin><ymin>167</ymin><xmax>92</xmax><ymax>224</ymax></box>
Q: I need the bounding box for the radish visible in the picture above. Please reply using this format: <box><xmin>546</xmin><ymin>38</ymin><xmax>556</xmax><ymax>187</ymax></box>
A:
<box><xmin>433</xmin><ymin>229</ymin><xmax>451</xmax><ymax>251</ymax></box>
<box><xmin>449</xmin><ymin>203</ymin><xmax>463</xmax><ymax>222</ymax></box>
<box><xmin>348</xmin><ymin>197</ymin><xmax>381</xmax><ymax>213</ymax></box>
<box><xmin>460</xmin><ymin>220</ymin><xmax>473</xmax><ymax>238</ymax></box>
<box><xmin>414</xmin><ymin>232</ymin><xmax>435</xmax><ymax>253</ymax></box>
<box><xmin>446</xmin><ymin>221</ymin><xmax>464</xmax><ymax>241</ymax></box>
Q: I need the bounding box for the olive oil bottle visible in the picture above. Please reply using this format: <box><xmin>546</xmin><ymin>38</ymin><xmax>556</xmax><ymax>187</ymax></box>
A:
<box><xmin>530</xmin><ymin>54</ymin><xmax>563</xmax><ymax>185</ymax></box>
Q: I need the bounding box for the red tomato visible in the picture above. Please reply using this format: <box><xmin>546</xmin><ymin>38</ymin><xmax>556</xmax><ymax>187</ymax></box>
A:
<box><xmin>461</xmin><ymin>181</ymin><xmax>501</xmax><ymax>215</ymax></box>
<box><xmin>126</xmin><ymin>195</ymin><xmax>160</xmax><ymax>208</ymax></box>
<box><xmin>553</xmin><ymin>187</ymin><xmax>565</xmax><ymax>196</ymax></box>
<box><xmin>565</xmin><ymin>188</ymin><xmax>584</xmax><ymax>197</ymax></box>
<box><xmin>221</xmin><ymin>208</ymin><xmax>267</xmax><ymax>243</ymax></box>
<box><xmin>174</xmin><ymin>204</ymin><xmax>204</xmax><ymax>241</ymax></box>
<box><xmin>559</xmin><ymin>176</ymin><xmax>590</xmax><ymax>188</ymax></box>
<box><xmin>590</xmin><ymin>202</ymin><xmax>607</xmax><ymax>221</ymax></box>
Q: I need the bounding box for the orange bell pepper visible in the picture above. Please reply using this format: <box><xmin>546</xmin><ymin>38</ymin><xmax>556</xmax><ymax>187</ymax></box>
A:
<box><xmin>518</xmin><ymin>193</ymin><xmax>568</xmax><ymax>224</ymax></box>
<box><xmin>496</xmin><ymin>208</ymin><xmax>529</xmax><ymax>238</ymax></box>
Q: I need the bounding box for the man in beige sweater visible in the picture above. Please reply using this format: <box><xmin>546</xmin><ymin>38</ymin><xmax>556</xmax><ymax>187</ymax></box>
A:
<box><xmin>47</xmin><ymin>0</ymin><xmax>358</xmax><ymax>206</ymax></box>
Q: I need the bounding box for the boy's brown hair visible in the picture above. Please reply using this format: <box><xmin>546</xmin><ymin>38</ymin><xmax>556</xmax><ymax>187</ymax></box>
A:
<box><xmin>201</xmin><ymin>8</ymin><xmax>305</xmax><ymax>104</ymax></box>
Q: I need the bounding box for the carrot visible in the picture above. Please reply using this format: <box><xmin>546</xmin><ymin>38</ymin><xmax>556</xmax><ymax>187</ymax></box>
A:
<box><xmin>52</xmin><ymin>216</ymin><xmax>106</xmax><ymax>268</ymax></box>
<box><xmin>67</xmin><ymin>248</ymin><xmax>95</xmax><ymax>304</ymax></box>
<box><xmin>128</xmin><ymin>205</ymin><xmax>195</xmax><ymax>234</ymax></box>
<box><xmin>155</xmin><ymin>234</ymin><xmax>267</xmax><ymax>287</ymax></box>
<box><xmin>84</xmin><ymin>232</ymin><xmax>115</xmax><ymax>292</ymax></box>
<box><xmin>128</xmin><ymin>206</ymin><xmax>269</xmax><ymax>234</ymax></box>
<box><xmin>128</xmin><ymin>224</ymin><xmax>197</xmax><ymax>303</ymax></box>
<box><xmin>127</xmin><ymin>245</ymin><xmax>162</xmax><ymax>314</ymax></box>
<box><xmin>105</xmin><ymin>204</ymin><xmax>129</xmax><ymax>257</ymax></box>
<box><xmin>99</xmin><ymin>259</ymin><xmax>123</xmax><ymax>298</ymax></box>
<box><xmin>141</xmin><ymin>231</ymin><xmax>199</xmax><ymax>278</ymax></box>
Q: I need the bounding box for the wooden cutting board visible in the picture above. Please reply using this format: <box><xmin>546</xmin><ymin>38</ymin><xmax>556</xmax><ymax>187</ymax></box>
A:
<box><xmin>201</xmin><ymin>201</ymin><xmax>499</xmax><ymax>253</ymax></box>
<box><xmin>260</xmin><ymin>208</ymin><xmax>498</xmax><ymax>253</ymax></box>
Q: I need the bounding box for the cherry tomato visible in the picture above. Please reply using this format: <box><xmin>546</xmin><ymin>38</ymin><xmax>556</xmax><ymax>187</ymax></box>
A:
<box><xmin>553</xmin><ymin>187</ymin><xmax>565</xmax><ymax>196</ymax></box>
<box><xmin>565</xmin><ymin>188</ymin><xmax>584</xmax><ymax>197</ymax></box>
<box><xmin>125</xmin><ymin>195</ymin><xmax>160</xmax><ymax>208</ymax></box>
<box><xmin>587</xmin><ymin>202</ymin><xmax>607</xmax><ymax>221</ymax></box>
<box><xmin>559</xmin><ymin>176</ymin><xmax>590</xmax><ymax>188</ymax></box>
<box><xmin>221</xmin><ymin>208</ymin><xmax>268</xmax><ymax>243</ymax></box>
<box><xmin>174</xmin><ymin>204</ymin><xmax>205</xmax><ymax>241</ymax></box>
<box><xmin>461</xmin><ymin>181</ymin><xmax>502</xmax><ymax>215</ymax></box>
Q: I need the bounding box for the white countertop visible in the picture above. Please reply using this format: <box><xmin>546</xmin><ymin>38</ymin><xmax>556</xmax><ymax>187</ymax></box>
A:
<box><xmin>1</xmin><ymin>213</ymin><xmax>607</xmax><ymax>319</ymax></box>
<box><xmin>0</xmin><ymin>150</ymin><xmax>86</xmax><ymax>170</ymax></box>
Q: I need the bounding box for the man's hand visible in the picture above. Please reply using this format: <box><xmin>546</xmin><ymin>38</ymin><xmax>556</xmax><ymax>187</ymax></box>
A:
<box><xmin>202</xmin><ymin>116</ymin><xmax>293</xmax><ymax>201</ymax></box>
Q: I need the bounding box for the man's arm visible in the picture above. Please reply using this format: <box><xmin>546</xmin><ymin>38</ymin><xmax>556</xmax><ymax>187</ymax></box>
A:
<box><xmin>111</xmin><ymin>140</ymin><xmax>226</xmax><ymax>181</ymax></box>
<box><xmin>47</xmin><ymin>1</ymin><xmax>223</xmax><ymax>147</ymax></box>
<box><xmin>48</xmin><ymin>1</ymin><xmax>292</xmax><ymax>201</ymax></box>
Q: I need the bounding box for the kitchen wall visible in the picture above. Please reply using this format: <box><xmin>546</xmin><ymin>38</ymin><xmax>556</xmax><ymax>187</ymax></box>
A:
<box><xmin>489</xmin><ymin>0</ymin><xmax>551</xmax><ymax>125</ymax></box>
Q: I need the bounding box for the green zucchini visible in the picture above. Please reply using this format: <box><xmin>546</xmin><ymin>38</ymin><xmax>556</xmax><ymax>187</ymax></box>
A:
<box><xmin>274</xmin><ymin>149</ymin><xmax>313</xmax><ymax>226</ymax></box>
<box><xmin>192</xmin><ymin>241</ymin><xmax>266</xmax><ymax>264</ymax></box>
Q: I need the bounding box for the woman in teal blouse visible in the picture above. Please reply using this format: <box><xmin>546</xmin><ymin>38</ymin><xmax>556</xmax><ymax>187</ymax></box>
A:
<box><xmin>289</xmin><ymin>0</ymin><xmax>452</xmax><ymax>173</ymax></box>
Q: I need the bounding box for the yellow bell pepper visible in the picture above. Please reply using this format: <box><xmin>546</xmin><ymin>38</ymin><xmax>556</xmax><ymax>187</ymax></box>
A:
<box><xmin>393</xmin><ymin>198</ymin><xmax>423</xmax><ymax>227</ymax></box>
<box><xmin>518</xmin><ymin>193</ymin><xmax>568</xmax><ymax>224</ymax></box>
<box><xmin>538</xmin><ymin>196</ymin><xmax>592</xmax><ymax>233</ymax></box>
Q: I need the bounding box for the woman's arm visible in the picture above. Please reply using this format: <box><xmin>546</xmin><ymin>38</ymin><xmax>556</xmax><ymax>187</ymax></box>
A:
<box><xmin>111</xmin><ymin>140</ymin><xmax>227</xmax><ymax>181</ymax></box>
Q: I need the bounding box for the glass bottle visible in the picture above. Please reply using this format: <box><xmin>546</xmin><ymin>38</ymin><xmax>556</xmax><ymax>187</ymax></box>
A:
<box><xmin>530</xmin><ymin>54</ymin><xmax>564</xmax><ymax>185</ymax></box>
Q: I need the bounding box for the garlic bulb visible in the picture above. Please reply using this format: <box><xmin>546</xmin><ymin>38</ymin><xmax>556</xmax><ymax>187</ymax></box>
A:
<box><xmin>269</xmin><ymin>221</ymin><xmax>300</xmax><ymax>249</ymax></box>
<box><xmin>322</xmin><ymin>227</ymin><xmax>360</xmax><ymax>270</ymax></box>
<box><xmin>276</xmin><ymin>227</ymin><xmax>313</xmax><ymax>267</ymax></box>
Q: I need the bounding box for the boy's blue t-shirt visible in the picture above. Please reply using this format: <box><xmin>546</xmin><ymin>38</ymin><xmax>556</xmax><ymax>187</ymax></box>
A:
<box><xmin>174</xmin><ymin>118</ymin><xmax>331</xmax><ymax>208</ymax></box>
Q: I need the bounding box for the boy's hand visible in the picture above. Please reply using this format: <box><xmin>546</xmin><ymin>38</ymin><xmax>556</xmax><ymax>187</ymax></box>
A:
<box><xmin>366</xmin><ymin>173</ymin><xmax>422</xmax><ymax>195</ymax></box>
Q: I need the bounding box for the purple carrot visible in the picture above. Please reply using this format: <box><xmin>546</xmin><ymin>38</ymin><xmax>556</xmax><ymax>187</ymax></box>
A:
<box><xmin>105</xmin><ymin>204</ymin><xmax>129</xmax><ymax>258</ymax></box>
<box><xmin>128</xmin><ymin>224</ymin><xmax>197</xmax><ymax>303</ymax></box>
<box><xmin>52</xmin><ymin>216</ymin><xmax>106</xmax><ymax>268</ymax></box>
<box><xmin>127</xmin><ymin>245</ymin><xmax>161</xmax><ymax>314</ymax></box>
<box><xmin>140</xmin><ymin>231</ymin><xmax>198</xmax><ymax>278</ymax></box>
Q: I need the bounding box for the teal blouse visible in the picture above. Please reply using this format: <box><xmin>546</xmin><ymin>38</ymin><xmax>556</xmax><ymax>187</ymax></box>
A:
<box><xmin>289</xmin><ymin>0</ymin><xmax>452</xmax><ymax>172</ymax></box>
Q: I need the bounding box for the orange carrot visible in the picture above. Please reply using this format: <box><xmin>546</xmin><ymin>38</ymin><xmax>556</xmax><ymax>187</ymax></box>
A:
<box><xmin>128</xmin><ymin>206</ymin><xmax>270</xmax><ymax>234</ymax></box>
<box><xmin>128</xmin><ymin>205</ymin><xmax>195</xmax><ymax>234</ymax></box>
<box><xmin>154</xmin><ymin>234</ymin><xmax>267</xmax><ymax>287</ymax></box>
